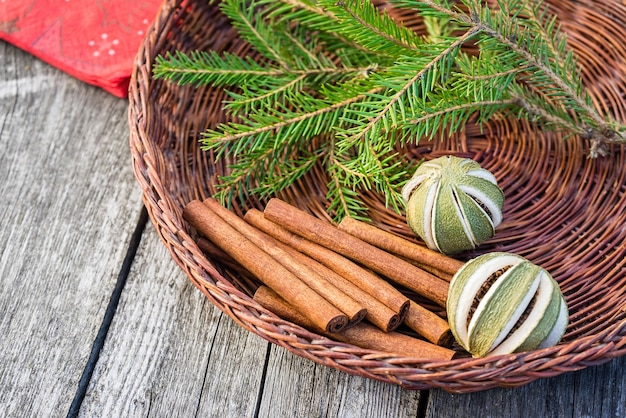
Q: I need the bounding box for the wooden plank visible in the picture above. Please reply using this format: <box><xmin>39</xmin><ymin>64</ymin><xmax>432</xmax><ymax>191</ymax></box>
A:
<box><xmin>426</xmin><ymin>356</ymin><xmax>626</xmax><ymax>417</ymax></box>
<box><xmin>193</xmin><ymin>320</ymin><xmax>268</xmax><ymax>417</ymax></box>
<box><xmin>570</xmin><ymin>357</ymin><xmax>626</xmax><ymax>418</ymax></box>
<box><xmin>257</xmin><ymin>345</ymin><xmax>422</xmax><ymax>417</ymax></box>
<box><xmin>0</xmin><ymin>43</ymin><xmax>143</xmax><ymax>416</ymax></box>
<box><xmin>78</xmin><ymin>224</ymin><xmax>269</xmax><ymax>417</ymax></box>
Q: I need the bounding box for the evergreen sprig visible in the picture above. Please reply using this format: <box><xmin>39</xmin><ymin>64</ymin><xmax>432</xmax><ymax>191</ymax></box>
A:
<box><xmin>154</xmin><ymin>0</ymin><xmax>626</xmax><ymax>220</ymax></box>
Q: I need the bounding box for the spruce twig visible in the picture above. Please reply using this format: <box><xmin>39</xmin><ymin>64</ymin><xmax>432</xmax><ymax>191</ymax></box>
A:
<box><xmin>154</xmin><ymin>0</ymin><xmax>626</xmax><ymax>219</ymax></box>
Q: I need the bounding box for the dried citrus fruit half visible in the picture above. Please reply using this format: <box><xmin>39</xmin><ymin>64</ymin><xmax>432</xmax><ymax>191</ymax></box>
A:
<box><xmin>447</xmin><ymin>252</ymin><xmax>569</xmax><ymax>357</ymax></box>
<box><xmin>402</xmin><ymin>156</ymin><xmax>504</xmax><ymax>254</ymax></box>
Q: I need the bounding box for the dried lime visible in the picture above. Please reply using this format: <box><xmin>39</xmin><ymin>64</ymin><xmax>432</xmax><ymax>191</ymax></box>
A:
<box><xmin>402</xmin><ymin>156</ymin><xmax>504</xmax><ymax>254</ymax></box>
<box><xmin>447</xmin><ymin>252</ymin><xmax>569</xmax><ymax>357</ymax></box>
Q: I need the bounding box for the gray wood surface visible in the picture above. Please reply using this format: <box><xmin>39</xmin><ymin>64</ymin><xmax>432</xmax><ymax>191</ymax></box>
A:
<box><xmin>1</xmin><ymin>41</ymin><xmax>625</xmax><ymax>418</ymax></box>
<box><xmin>0</xmin><ymin>43</ymin><xmax>143</xmax><ymax>416</ymax></box>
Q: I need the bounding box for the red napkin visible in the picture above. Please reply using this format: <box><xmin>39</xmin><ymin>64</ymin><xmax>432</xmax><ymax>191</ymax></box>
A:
<box><xmin>1</xmin><ymin>0</ymin><xmax>164</xmax><ymax>98</ymax></box>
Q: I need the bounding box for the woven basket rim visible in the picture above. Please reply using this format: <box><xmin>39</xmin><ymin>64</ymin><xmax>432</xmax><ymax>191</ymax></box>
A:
<box><xmin>128</xmin><ymin>0</ymin><xmax>626</xmax><ymax>392</ymax></box>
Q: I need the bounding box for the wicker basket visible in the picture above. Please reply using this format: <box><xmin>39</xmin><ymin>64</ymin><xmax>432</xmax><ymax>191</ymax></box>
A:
<box><xmin>129</xmin><ymin>0</ymin><xmax>626</xmax><ymax>392</ymax></box>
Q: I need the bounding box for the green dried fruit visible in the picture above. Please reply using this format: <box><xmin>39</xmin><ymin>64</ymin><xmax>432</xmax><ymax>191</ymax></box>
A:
<box><xmin>402</xmin><ymin>156</ymin><xmax>504</xmax><ymax>254</ymax></box>
<box><xmin>447</xmin><ymin>252</ymin><xmax>569</xmax><ymax>357</ymax></box>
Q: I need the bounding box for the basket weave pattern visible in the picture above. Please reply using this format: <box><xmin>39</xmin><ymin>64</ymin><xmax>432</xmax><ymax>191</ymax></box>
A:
<box><xmin>129</xmin><ymin>0</ymin><xmax>626</xmax><ymax>392</ymax></box>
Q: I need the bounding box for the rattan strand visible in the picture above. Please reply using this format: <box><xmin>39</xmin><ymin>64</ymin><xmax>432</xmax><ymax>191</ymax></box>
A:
<box><xmin>129</xmin><ymin>0</ymin><xmax>626</xmax><ymax>392</ymax></box>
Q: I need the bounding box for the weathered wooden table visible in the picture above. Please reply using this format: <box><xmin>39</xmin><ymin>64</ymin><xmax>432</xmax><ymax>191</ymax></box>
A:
<box><xmin>1</xmin><ymin>40</ymin><xmax>625</xmax><ymax>418</ymax></box>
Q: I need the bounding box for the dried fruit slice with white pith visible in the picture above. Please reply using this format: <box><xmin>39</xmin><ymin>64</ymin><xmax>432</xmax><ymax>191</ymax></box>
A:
<box><xmin>402</xmin><ymin>156</ymin><xmax>504</xmax><ymax>254</ymax></box>
<box><xmin>447</xmin><ymin>252</ymin><xmax>569</xmax><ymax>357</ymax></box>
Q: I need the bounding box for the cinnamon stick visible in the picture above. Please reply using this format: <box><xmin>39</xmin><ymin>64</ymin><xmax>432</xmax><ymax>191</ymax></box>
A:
<box><xmin>201</xmin><ymin>214</ymin><xmax>398</xmax><ymax>331</ymax></box>
<box><xmin>183</xmin><ymin>200</ymin><xmax>348</xmax><ymax>333</ymax></box>
<box><xmin>338</xmin><ymin>217</ymin><xmax>464</xmax><ymax>280</ymax></box>
<box><xmin>254</xmin><ymin>286</ymin><xmax>455</xmax><ymax>360</ymax></box>
<box><xmin>196</xmin><ymin>237</ymin><xmax>260</xmax><ymax>295</ymax></box>
<box><xmin>197</xmin><ymin>237</ymin><xmax>244</xmax><ymax>271</ymax></box>
<box><xmin>403</xmin><ymin>262</ymin><xmax>455</xmax><ymax>283</ymax></box>
<box><xmin>202</xmin><ymin>198</ymin><xmax>366</xmax><ymax>324</ymax></box>
<box><xmin>244</xmin><ymin>208</ymin><xmax>409</xmax><ymax>329</ymax></box>
<box><xmin>263</xmin><ymin>198</ymin><xmax>449</xmax><ymax>307</ymax></box>
<box><xmin>404</xmin><ymin>301</ymin><xmax>452</xmax><ymax>346</ymax></box>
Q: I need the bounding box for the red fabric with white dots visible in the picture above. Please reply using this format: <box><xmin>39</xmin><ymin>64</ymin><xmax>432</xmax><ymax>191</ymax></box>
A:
<box><xmin>0</xmin><ymin>0</ymin><xmax>163</xmax><ymax>97</ymax></box>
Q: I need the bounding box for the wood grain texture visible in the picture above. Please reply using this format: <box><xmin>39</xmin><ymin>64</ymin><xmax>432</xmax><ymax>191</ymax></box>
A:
<box><xmin>426</xmin><ymin>356</ymin><xmax>626</xmax><ymax>417</ymax></box>
<box><xmin>78</xmin><ymin>224</ymin><xmax>268</xmax><ymax>417</ymax></box>
<box><xmin>257</xmin><ymin>346</ymin><xmax>422</xmax><ymax>417</ymax></box>
<box><xmin>0</xmin><ymin>43</ymin><xmax>143</xmax><ymax>416</ymax></box>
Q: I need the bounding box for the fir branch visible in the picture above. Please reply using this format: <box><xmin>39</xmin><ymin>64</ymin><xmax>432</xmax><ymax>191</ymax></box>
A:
<box><xmin>222</xmin><ymin>63</ymin><xmax>379</xmax><ymax>115</ymax></box>
<box><xmin>216</xmin><ymin>144</ymin><xmax>321</xmax><ymax>203</ymax></box>
<box><xmin>153</xmin><ymin>51</ymin><xmax>286</xmax><ymax>86</ymax></box>
<box><xmin>326</xmin><ymin>149</ymin><xmax>372</xmax><ymax>221</ymax></box>
<box><xmin>203</xmin><ymin>86</ymin><xmax>377</xmax><ymax>146</ymax></box>
<box><xmin>220</xmin><ymin>0</ymin><xmax>291</xmax><ymax>68</ymax></box>
<box><xmin>326</xmin><ymin>0</ymin><xmax>425</xmax><ymax>56</ymax></box>
<box><xmin>266</xmin><ymin>0</ymin><xmax>336</xmax><ymax>21</ymax></box>
<box><xmin>399</xmin><ymin>0</ymin><xmax>626</xmax><ymax>143</ymax></box>
<box><xmin>283</xmin><ymin>30</ymin><xmax>324</xmax><ymax>67</ymax></box>
<box><xmin>478</xmin><ymin>20</ymin><xmax>602</xmax><ymax>126</ymax></box>
<box><xmin>511</xmin><ymin>94</ymin><xmax>581</xmax><ymax>135</ymax></box>
<box><xmin>158</xmin><ymin>0</ymin><xmax>626</xmax><ymax>219</ymax></box>
<box><xmin>224</xmin><ymin>74</ymin><xmax>308</xmax><ymax>114</ymax></box>
<box><xmin>521</xmin><ymin>1</ymin><xmax>567</xmax><ymax>61</ymax></box>
<box><xmin>462</xmin><ymin>66</ymin><xmax>525</xmax><ymax>81</ymax></box>
<box><xmin>261</xmin><ymin>0</ymin><xmax>380</xmax><ymax>57</ymax></box>
<box><xmin>408</xmin><ymin>99</ymin><xmax>517</xmax><ymax>125</ymax></box>
<box><xmin>336</xmin><ymin>26</ymin><xmax>479</xmax><ymax>150</ymax></box>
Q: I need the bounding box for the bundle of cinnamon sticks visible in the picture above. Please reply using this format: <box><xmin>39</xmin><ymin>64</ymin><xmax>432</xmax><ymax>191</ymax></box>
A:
<box><xmin>183</xmin><ymin>197</ymin><xmax>465</xmax><ymax>360</ymax></box>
